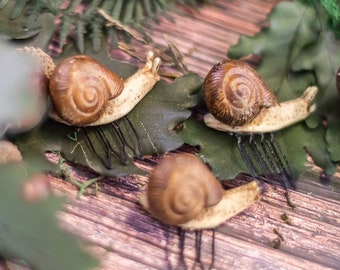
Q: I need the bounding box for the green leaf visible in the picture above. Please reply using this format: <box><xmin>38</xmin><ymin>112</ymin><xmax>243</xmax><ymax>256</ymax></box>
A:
<box><xmin>275</xmin><ymin>122</ymin><xmax>336</xmax><ymax>176</ymax></box>
<box><xmin>228</xmin><ymin>1</ymin><xmax>317</xmax><ymax>100</ymax></box>
<box><xmin>0</xmin><ymin>163</ymin><xmax>98</xmax><ymax>270</ymax></box>
<box><xmin>178</xmin><ymin>118</ymin><xmax>247</xmax><ymax>179</ymax></box>
<box><xmin>178</xmin><ymin>1</ymin><xmax>338</xmax><ymax>179</ymax></box>
<box><xmin>14</xmin><ymin>72</ymin><xmax>201</xmax><ymax>176</ymax></box>
<box><xmin>291</xmin><ymin>27</ymin><xmax>340</xmax><ymax>128</ymax></box>
<box><xmin>179</xmin><ymin>117</ymin><xmax>337</xmax><ymax>179</ymax></box>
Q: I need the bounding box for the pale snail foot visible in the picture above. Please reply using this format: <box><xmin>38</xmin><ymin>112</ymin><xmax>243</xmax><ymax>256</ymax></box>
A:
<box><xmin>204</xmin><ymin>86</ymin><xmax>318</xmax><ymax>134</ymax></box>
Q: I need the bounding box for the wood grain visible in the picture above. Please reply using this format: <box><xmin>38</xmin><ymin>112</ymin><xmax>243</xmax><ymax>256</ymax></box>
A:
<box><xmin>45</xmin><ymin>1</ymin><xmax>340</xmax><ymax>270</ymax></box>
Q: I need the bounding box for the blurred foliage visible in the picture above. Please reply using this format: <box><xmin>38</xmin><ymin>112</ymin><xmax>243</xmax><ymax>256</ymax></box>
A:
<box><xmin>0</xmin><ymin>41</ymin><xmax>43</xmax><ymax>137</ymax></box>
<box><xmin>0</xmin><ymin>162</ymin><xmax>98</xmax><ymax>270</ymax></box>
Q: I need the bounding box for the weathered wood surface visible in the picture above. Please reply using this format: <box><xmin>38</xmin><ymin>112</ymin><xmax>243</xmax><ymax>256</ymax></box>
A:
<box><xmin>47</xmin><ymin>1</ymin><xmax>340</xmax><ymax>269</ymax></box>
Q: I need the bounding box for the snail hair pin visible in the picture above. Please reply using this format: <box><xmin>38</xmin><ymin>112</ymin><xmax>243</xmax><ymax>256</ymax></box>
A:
<box><xmin>202</xmin><ymin>59</ymin><xmax>317</xmax><ymax>191</ymax></box>
<box><xmin>139</xmin><ymin>153</ymin><xmax>261</xmax><ymax>268</ymax></box>
<box><xmin>15</xmin><ymin>46</ymin><xmax>161</xmax><ymax>128</ymax></box>
<box><xmin>14</xmin><ymin>47</ymin><xmax>161</xmax><ymax>169</ymax></box>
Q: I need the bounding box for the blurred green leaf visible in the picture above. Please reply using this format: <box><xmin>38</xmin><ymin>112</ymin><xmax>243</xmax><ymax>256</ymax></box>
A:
<box><xmin>0</xmin><ymin>0</ymin><xmax>207</xmax><ymax>53</ymax></box>
<box><xmin>0</xmin><ymin>163</ymin><xmax>98</xmax><ymax>270</ymax></box>
<box><xmin>0</xmin><ymin>1</ymin><xmax>40</xmax><ymax>39</ymax></box>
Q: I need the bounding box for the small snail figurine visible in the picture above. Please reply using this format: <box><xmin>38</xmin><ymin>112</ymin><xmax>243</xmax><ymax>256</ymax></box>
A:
<box><xmin>203</xmin><ymin>60</ymin><xmax>318</xmax><ymax>134</ymax></box>
<box><xmin>139</xmin><ymin>153</ymin><xmax>261</xmax><ymax>230</ymax></box>
<box><xmin>19</xmin><ymin>47</ymin><xmax>161</xmax><ymax>127</ymax></box>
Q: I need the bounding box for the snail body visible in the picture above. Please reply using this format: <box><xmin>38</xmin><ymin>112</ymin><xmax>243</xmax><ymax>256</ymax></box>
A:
<box><xmin>203</xmin><ymin>60</ymin><xmax>317</xmax><ymax>134</ymax></box>
<box><xmin>139</xmin><ymin>153</ymin><xmax>261</xmax><ymax>230</ymax></box>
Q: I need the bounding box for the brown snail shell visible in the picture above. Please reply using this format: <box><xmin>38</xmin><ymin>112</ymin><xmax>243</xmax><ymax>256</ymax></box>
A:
<box><xmin>49</xmin><ymin>55</ymin><xmax>124</xmax><ymax>126</ymax></box>
<box><xmin>146</xmin><ymin>153</ymin><xmax>224</xmax><ymax>225</ymax></box>
<box><xmin>204</xmin><ymin>60</ymin><xmax>278</xmax><ymax>126</ymax></box>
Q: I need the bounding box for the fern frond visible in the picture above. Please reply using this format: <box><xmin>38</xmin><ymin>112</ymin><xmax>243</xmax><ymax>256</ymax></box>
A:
<box><xmin>59</xmin><ymin>0</ymin><xmax>82</xmax><ymax>47</ymax></box>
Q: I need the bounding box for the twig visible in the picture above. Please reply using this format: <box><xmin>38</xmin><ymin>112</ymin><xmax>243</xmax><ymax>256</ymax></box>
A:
<box><xmin>98</xmin><ymin>9</ymin><xmax>146</xmax><ymax>43</ymax></box>
<box><xmin>164</xmin><ymin>34</ymin><xmax>189</xmax><ymax>74</ymax></box>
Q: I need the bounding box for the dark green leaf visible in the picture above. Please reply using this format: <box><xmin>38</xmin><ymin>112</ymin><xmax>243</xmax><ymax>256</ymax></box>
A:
<box><xmin>178</xmin><ymin>118</ymin><xmax>247</xmax><ymax>179</ymax></box>
<box><xmin>16</xmin><ymin>72</ymin><xmax>201</xmax><ymax>176</ymax></box>
<box><xmin>275</xmin><ymin>122</ymin><xmax>336</xmax><ymax>176</ymax></box>
<box><xmin>292</xmin><ymin>29</ymin><xmax>340</xmax><ymax>128</ymax></box>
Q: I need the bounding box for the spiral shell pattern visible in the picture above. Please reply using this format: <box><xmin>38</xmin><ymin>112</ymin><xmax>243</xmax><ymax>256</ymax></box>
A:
<box><xmin>204</xmin><ymin>60</ymin><xmax>278</xmax><ymax>126</ymax></box>
<box><xmin>49</xmin><ymin>55</ymin><xmax>124</xmax><ymax>126</ymax></box>
<box><xmin>147</xmin><ymin>153</ymin><xmax>223</xmax><ymax>225</ymax></box>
